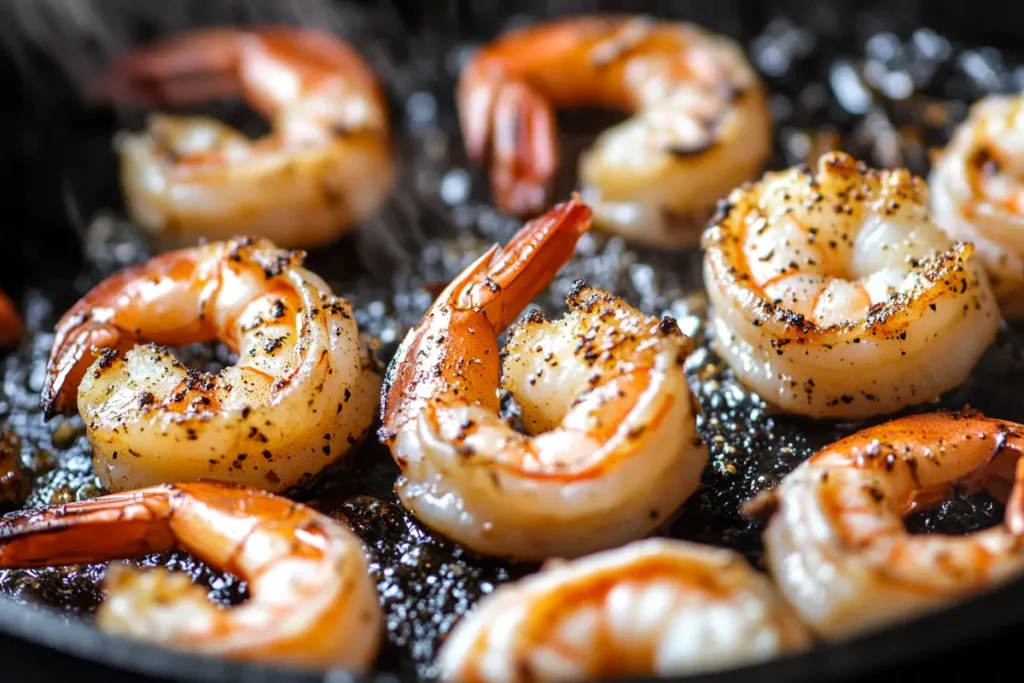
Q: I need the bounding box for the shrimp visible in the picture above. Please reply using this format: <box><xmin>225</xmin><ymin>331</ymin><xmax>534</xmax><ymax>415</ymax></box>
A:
<box><xmin>40</xmin><ymin>236</ymin><xmax>381</xmax><ymax>494</ymax></box>
<box><xmin>91</xmin><ymin>27</ymin><xmax>395</xmax><ymax>249</ymax></box>
<box><xmin>0</xmin><ymin>481</ymin><xmax>382</xmax><ymax>670</ymax></box>
<box><xmin>745</xmin><ymin>409</ymin><xmax>1024</xmax><ymax>640</ymax></box>
<box><xmin>378</xmin><ymin>195</ymin><xmax>707</xmax><ymax>560</ymax></box>
<box><xmin>930</xmin><ymin>94</ymin><xmax>1024</xmax><ymax>317</ymax></box>
<box><xmin>701</xmin><ymin>151</ymin><xmax>999</xmax><ymax>420</ymax></box>
<box><xmin>437</xmin><ymin>538</ymin><xmax>811</xmax><ymax>682</ymax></box>
<box><xmin>0</xmin><ymin>290</ymin><xmax>24</xmax><ymax>349</ymax></box>
<box><xmin>458</xmin><ymin>15</ymin><xmax>772</xmax><ymax>248</ymax></box>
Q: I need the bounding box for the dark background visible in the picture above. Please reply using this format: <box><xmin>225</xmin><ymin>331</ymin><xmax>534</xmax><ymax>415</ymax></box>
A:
<box><xmin>0</xmin><ymin>0</ymin><xmax>1022</xmax><ymax>680</ymax></box>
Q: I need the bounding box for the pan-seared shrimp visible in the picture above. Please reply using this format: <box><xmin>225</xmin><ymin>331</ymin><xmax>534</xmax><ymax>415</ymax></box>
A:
<box><xmin>459</xmin><ymin>15</ymin><xmax>771</xmax><ymax>247</ymax></box>
<box><xmin>746</xmin><ymin>409</ymin><xmax>1024</xmax><ymax>640</ymax></box>
<box><xmin>379</xmin><ymin>196</ymin><xmax>707</xmax><ymax>560</ymax></box>
<box><xmin>41</xmin><ymin>236</ymin><xmax>381</xmax><ymax>493</ymax></box>
<box><xmin>0</xmin><ymin>290</ymin><xmax>24</xmax><ymax>349</ymax></box>
<box><xmin>92</xmin><ymin>27</ymin><xmax>395</xmax><ymax>249</ymax></box>
<box><xmin>702</xmin><ymin>152</ymin><xmax>999</xmax><ymax>420</ymax></box>
<box><xmin>0</xmin><ymin>481</ymin><xmax>382</xmax><ymax>670</ymax></box>
<box><xmin>437</xmin><ymin>538</ymin><xmax>811</xmax><ymax>682</ymax></box>
<box><xmin>930</xmin><ymin>94</ymin><xmax>1024</xmax><ymax>317</ymax></box>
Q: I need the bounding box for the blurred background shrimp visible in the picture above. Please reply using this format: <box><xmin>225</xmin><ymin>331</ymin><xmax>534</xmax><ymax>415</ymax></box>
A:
<box><xmin>91</xmin><ymin>26</ymin><xmax>396</xmax><ymax>249</ymax></box>
<box><xmin>0</xmin><ymin>481</ymin><xmax>383</xmax><ymax>671</ymax></box>
<box><xmin>930</xmin><ymin>94</ymin><xmax>1024</xmax><ymax>317</ymax></box>
<box><xmin>458</xmin><ymin>15</ymin><xmax>772</xmax><ymax>248</ymax></box>
<box><xmin>702</xmin><ymin>151</ymin><xmax>999</xmax><ymax>419</ymax></box>
<box><xmin>41</xmin><ymin>236</ymin><xmax>382</xmax><ymax>494</ymax></box>
<box><xmin>0</xmin><ymin>291</ymin><xmax>24</xmax><ymax>349</ymax></box>
<box><xmin>747</xmin><ymin>409</ymin><xmax>1024</xmax><ymax>640</ymax></box>
<box><xmin>437</xmin><ymin>538</ymin><xmax>811</xmax><ymax>682</ymax></box>
<box><xmin>379</xmin><ymin>196</ymin><xmax>708</xmax><ymax>560</ymax></box>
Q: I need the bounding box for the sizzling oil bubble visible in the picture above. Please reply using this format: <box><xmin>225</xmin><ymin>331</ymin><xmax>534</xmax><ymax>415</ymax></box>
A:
<box><xmin>2</xmin><ymin>9</ymin><xmax>1024</xmax><ymax>682</ymax></box>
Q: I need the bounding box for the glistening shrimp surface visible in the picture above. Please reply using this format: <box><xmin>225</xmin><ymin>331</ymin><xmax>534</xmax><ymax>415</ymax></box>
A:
<box><xmin>3</xmin><ymin>9</ymin><xmax>1024</xmax><ymax>681</ymax></box>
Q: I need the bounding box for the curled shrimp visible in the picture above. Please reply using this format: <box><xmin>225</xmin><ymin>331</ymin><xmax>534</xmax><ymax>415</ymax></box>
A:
<box><xmin>378</xmin><ymin>196</ymin><xmax>707</xmax><ymax>560</ymax></box>
<box><xmin>0</xmin><ymin>481</ymin><xmax>382</xmax><ymax>670</ymax></box>
<box><xmin>92</xmin><ymin>27</ymin><xmax>395</xmax><ymax>249</ymax></box>
<box><xmin>41</xmin><ymin>236</ymin><xmax>381</xmax><ymax>494</ymax></box>
<box><xmin>459</xmin><ymin>15</ymin><xmax>771</xmax><ymax>247</ymax></box>
<box><xmin>437</xmin><ymin>538</ymin><xmax>811</xmax><ymax>682</ymax></box>
<box><xmin>702</xmin><ymin>151</ymin><xmax>999</xmax><ymax>420</ymax></box>
<box><xmin>745</xmin><ymin>409</ymin><xmax>1024</xmax><ymax>640</ymax></box>
<box><xmin>0</xmin><ymin>290</ymin><xmax>24</xmax><ymax>349</ymax></box>
<box><xmin>930</xmin><ymin>94</ymin><xmax>1024</xmax><ymax>317</ymax></box>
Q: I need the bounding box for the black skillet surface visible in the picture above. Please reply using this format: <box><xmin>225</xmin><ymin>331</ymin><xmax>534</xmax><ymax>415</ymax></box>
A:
<box><xmin>2</xmin><ymin>0</ymin><xmax>1024</xmax><ymax>680</ymax></box>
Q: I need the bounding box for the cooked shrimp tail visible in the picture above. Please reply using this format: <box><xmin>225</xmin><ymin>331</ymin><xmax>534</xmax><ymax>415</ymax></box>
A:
<box><xmin>0</xmin><ymin>481</ymin><xmax>382</xmax><ymax>670</ymax></box>
<box><xmin>468</xmin><ymin>192</ymin><xmax>592</xmax><ymax>326</ymax></box>
<box><xmin>92</xmin><ymin>27</ymin><xmax>395</xmax><ymax>249</ymax></box>
<box><xmin>0</xmin><ymin>488</ymin><xmax>179</xmax><ymax>566</ymax></box>
<box><xmin>380</xmin><ymin>193</ymin><xmax>592</xmax><ymax>438</ymax></box>
<box><xmin>91</xmin><ymin>28</ymin><xmax>253</xmax><ymax>107</ymax></box>
<box><xmin>42</xmin><ymin>262</ymin><xmax>162</xmax><ymax>418</ymax></box>
<box><xmin>462</xmin><ymin>78</ymin><xmax>558</xmax><ymax>216</ymax></box>
<box><xmin>94</xmin><ymin>27</ymin><xmax>387</xmax><ymax>125</ymax></box>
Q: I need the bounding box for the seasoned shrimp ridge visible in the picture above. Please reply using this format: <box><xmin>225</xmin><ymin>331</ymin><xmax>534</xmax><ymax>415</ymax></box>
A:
<box><xmin>702</xmin><ymin>151</ymin><xmax>999</xmax><ymax>419</ymax></box>
<box><xmin>93</xmin><ymin>26</ymin><xmax>395</xmax><ymax>248</ymax></box>
<box><xmin>747</xmin><ymin>409</ymin><xmax>1024</xmax><ymax>640</ymax></box>
<box><xmin>379</xmin><ymin>196</ymin><xmax>707</xmax><ymax>560</ymax></box>
<box><xmin>437</xmin><ymin>538</ymin><xmax>811</xmax><ymax>682</ymax></box>
<box><xmin>459</xmin><ymin>15</ymin><xmax>771</xmax><ymax>247</ymax></box>
<box><xmin>930</xmin><ymin>94</ymin><xmax>1024</xmax><ymax>317</ymax></box>
<box><xmin>0</xmin><ymin>481</ymin><xmax>382</xmax><ymax>670</ymax></box>
<box><xmin>42</xmin><ymin>237</ymin><xmax>381</xmax><ymax>493</ymax></box>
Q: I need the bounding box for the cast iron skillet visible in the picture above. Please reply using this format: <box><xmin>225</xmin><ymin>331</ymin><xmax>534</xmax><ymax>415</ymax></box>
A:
<box><xmin>2</xmin><ymin>0</ymin><xmax>1024</xmax><ymax>680</ymax></box>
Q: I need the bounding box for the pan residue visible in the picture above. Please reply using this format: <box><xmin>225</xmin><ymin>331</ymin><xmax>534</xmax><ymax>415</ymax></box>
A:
<box><xmin>2</xmin><ymin>9</ymin><xmax>1024</xmax><ymax>680</ymax></box>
